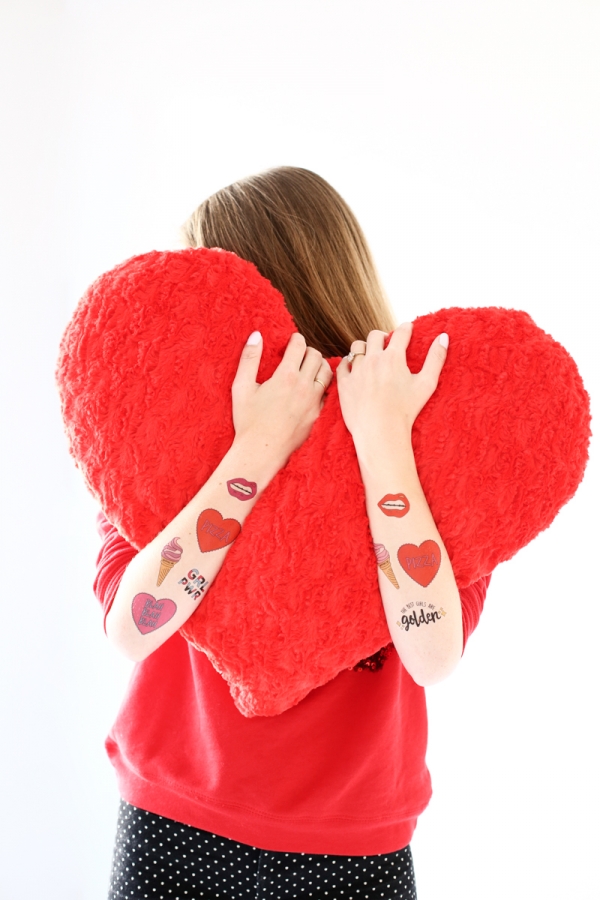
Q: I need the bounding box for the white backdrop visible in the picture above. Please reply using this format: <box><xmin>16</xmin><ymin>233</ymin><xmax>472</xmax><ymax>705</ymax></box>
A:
<box><xmin>1</xmin><ymin>1</ymin><xmax>598</xmax><ymax>898</ymax></box>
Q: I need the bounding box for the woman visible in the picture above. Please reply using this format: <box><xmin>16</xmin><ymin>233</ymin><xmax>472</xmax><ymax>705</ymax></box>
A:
<box><xmin>95</xmin><ymin>167</ymin><xmax>491</xmax><ymax>899</ymax></box>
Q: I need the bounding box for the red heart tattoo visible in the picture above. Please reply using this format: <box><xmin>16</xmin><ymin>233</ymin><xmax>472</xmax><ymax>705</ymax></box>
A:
<box><xmin>132</xmin><ymin>593</ymin><xmax>177</xmax><ymax>635</ymax></box>
<box><xmin>397</xmin><ymin>540</ymin><xmax>441</xmax><ymax>587</ymax></box>
<box><xmin>196</xmin><ymin>508</ymin><xmax>242</xmax><ymax>553</ymax></box>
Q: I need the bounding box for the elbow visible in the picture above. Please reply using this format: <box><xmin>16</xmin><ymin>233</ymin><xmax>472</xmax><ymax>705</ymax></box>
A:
<box><xmin>116</xmin><ymin>643</ymin><xmax>149</xmax><ymax>664</ymax></box>
<box><xmin>410</xmin><ymin>663</ymin><xmax>458</xmax><ymax>688</ymax></box>
<box><xmin>107</xmin><ymin>632</ymin><xmax>148</xmax><ymax>664</ymax></box>
<box><xmin>404</xmin><ymin>649</ymin><xmax>462</xmax><ymax>688</ymax></box>
<box><xmin>105</xmin><ymin>607</ymin><xmax>149</xmax><ymax>663</ymax></box>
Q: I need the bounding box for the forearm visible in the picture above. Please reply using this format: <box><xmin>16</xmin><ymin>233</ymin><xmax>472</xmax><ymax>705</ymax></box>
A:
<box><xmin>356</xmin><ymin>424</ymin><xmax>463</xmax><ymax>687</ymax></box>
<box><xmin>106</xmin><ymin>436</ymin><xmax>283</xmax><ymax>661</ymax></box>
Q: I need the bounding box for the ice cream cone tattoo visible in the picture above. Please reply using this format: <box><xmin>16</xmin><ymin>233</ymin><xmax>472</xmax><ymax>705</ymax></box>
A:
<box><xmin>378</xmin><ymin>493</ymin><xmax>410</xmax><ymax>518</ymax></box>
<box><xmin>196</xmin><ymin>509</ymin><xmax>241</xmax><ymax>552</ymax></box>
<box><xmin>132</xmin><ymin>593</ymin><xmax>177</xmax><ymax>635</ymax></box>
<box><xmin>157</xmin><ymin>537</ymin><xmax>183</xmax><ymax>585</ymax></box>
<box><xmin>227</xmin><ymin>478</ymin><xmax>257</xmax><ymax>501</ymax></box>
<box><xmin>373</xmin><ymin>543</ymin><xmax>400</xmax><ymax>589</ymax></box>
<box><xmin>397</xmin><ymin>540</ymin><xmax>441</xmax><ymax>587</ymax></box>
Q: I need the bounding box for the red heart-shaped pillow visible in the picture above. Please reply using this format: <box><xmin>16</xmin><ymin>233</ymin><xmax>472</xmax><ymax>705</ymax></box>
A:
<box><xmin>56</xmin><ymin>248</ymin><xmax>591</xmax><ymax>716</ymax></box>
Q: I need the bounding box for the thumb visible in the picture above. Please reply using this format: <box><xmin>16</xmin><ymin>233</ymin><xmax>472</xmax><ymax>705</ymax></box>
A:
<box><xmin>232</xmin><ymin>331</ymin><xmax>263</xmax><ymax>399</ymax></box>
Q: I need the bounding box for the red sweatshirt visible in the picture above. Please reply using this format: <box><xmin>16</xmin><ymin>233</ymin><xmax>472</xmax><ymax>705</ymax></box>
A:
<box><xmin>93</xmin><ymin>510</ymin><xmax>491</xmax><ymax>856</ymax></box>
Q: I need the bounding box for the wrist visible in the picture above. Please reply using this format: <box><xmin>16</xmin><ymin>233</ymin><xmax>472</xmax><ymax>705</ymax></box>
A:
<box><xmin>352</xmin><ymin>423</ymin><xmax>414</xmax><ymax>475</ymax></box>
<box><xmin>224</xmin><ymin>434</ymin><xmax>287</xmax><ymax>486</ymax></box>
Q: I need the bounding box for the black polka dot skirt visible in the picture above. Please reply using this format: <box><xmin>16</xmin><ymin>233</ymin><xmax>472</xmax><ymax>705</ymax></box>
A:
<box><xmin>108</xmin><ymin>800</ymin><xmax>417</xmax><ymax>899</ymax></box>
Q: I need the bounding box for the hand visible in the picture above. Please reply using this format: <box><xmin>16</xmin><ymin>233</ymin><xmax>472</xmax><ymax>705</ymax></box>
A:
<box><xmin>231</xmin><ymin>330</ymin><xmax>333</xmax><ymax>467</ymax></box>
<box><xmin>336</xmin><ymin>323</ymin><xmax>449</xmax><ymax>448</ymax></box>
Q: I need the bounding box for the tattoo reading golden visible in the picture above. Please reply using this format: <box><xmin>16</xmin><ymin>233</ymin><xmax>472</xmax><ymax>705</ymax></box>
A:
<box><xmin>396</xmin><ymin>600</ymin><xmax>445</xmax><ymax>632</ymax></box>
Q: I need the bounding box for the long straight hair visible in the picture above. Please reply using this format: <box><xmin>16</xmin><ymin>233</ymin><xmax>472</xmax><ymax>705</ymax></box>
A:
<box><xmin>180</xmin><ymin>167</ymin><xmax>396</xmax><ymax>357</ymax></box>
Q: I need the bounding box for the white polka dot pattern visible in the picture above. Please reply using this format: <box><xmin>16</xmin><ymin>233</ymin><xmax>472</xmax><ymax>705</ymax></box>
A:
<box><xmin>107</xmin><ymin>801</ymin><xmax>417</xmax><ymax>899</ymax></box>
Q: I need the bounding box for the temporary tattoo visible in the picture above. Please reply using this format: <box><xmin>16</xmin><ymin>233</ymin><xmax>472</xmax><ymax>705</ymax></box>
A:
<box><xmin>373</xmin><ymin>543</ymin><xmax>399</xmax><ymax>589</ymax></box>
<box><xmin>196</xmin><ymin>509</ymin><xmax>242</xmax><ymax>552</ymax></box>
<box><xmin>401</xmin><ymin>601</ymin><xmax>441</xmax><ymax>614</ymax></box>
<box><xmin>157</xmin><ymin>537</ymin><xmax>183</xmax><ymax>586</ymax></box>
<box><xmin>178</xmin><ymin>568</ymin><xmax>209</xmax><ymax>602</ymax></box>
<box><xmin>396</xmin><ymin>609</ymin><xmax>442</xmax><ymax>631</ymax></box>
<box><xmin>227</xmin><ymin>477</ymin><xmax>257</xmax><ymax>501</ymax></box>
<box><xmin>397</xmin><ymin>540</ymin><xmax>441</xmax><ymax>587</ymax></box>
<box><xmin>396</xmin><ymin>599</ymin><xmax>446</xmax><ymax>631</ymax></box>
<box><xmin>132</xmin><ymin>593</ymin><xmax>177</xmax><ymax>635</ymax></box>
<box><xmin>377</xmin><ymin>493</ymin><xmax>410</xmax><ymax>518</ymax></box>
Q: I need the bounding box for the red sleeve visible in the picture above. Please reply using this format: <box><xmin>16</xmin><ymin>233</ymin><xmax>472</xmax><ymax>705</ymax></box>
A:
<box><xmin>93</xmin><ymin>510</ymin><xmax>138</xmax><ymax>635</ymax></box>
<box><xmin>459</xmin><ymin>572</ymin><xmax>492</xmax><ymax>654</ymax></box>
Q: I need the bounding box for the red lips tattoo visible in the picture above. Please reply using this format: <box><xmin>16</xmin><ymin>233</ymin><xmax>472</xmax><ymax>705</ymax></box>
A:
<box><xmin>397</xmin><ymin>540</ymin><xmax>441</xmax><ymax>587</ymax></box>
<box><xmin>227</xmin><ymin>477</ymin><xmax>257</xmax><ymax>501</ymax></box>
<box><xmin>132</xmin><ymin>593</ymin><xmax>177</xmax><ymax>634</ymax></box>
<box><xmin>378</xmin><ymin>493</ymin><xmax>410</xmax><ymax>518</ymax></box>
<box><xmin>196</xmin><ymin>509</ymin><xmax>242</xmax><ymax>552</ymax></box>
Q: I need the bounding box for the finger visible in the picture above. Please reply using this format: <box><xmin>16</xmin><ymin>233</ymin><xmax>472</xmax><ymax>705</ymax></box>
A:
<box><xmin>365</xmin><ymin>330</ymin><xmax>387</xmax><ymax>354</ymax></box>
<box><xmin>313</xmin><ymin>359</ymin><xmax>333</xmax><ymax>391</ymax></box>
<box><xmin>314</xmin><ymin>361</ymin><xmax>333</xmax><ymax>410</ymax></box>
<box><xmin>419</xmin><ymin>333</ymin><xmax>449</xmax><ymax>389</ymax></box>
<box><xmin>349</xmin><ymin>339</ymin><xmax>367</xmax><ymax>355</ymax></box>
<box><xmin>336</xmin><ymin>355</ymin><xmax>351</xmax><ymax>382</ymax></box>
<box><xmin>279</xmin><ymin>332</ymin><xmax>308</xmax><ymax>372</ymax></box>
<box><xmin>387</xmin><ymin>321</ymin><xmax>413</xmax><ymax>353</ymax></box>
<box><xmin>348</xmin><ymin>339</ymin><xmax>367</xmax><ymax>367</ymax></box>
<box><xmin>232</xmin><ymin>331</ymin><xmax>263</xmax><ymax>399</ymax></box>
<box><xmin>299</xmin><ymin>346</ymin><xmax>324</xmax><ymax>381</ymax></box>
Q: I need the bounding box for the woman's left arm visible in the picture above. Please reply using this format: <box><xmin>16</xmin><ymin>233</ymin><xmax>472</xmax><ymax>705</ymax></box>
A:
<box><xmin>337</xmin><ymin>322</ymin><xmax>462</xmax><ymax>687</ymax></box>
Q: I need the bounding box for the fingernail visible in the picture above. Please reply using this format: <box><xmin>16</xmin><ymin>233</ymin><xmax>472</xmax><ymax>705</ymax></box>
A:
<box><xmin>246</xmin><ymin>331</ymin><xmax>262</xmax><ymax>345</ymax></box>
<box><xmin>439</xmin><ymin>333</ymin><xmax>449</xmax><ymax>349</ymax></box>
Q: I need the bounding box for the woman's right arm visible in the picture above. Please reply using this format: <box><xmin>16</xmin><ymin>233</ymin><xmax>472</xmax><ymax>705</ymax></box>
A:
<box><xmin>105</xmin><ymin>330</ymin><xmax>332</xmax><ymax>662</ymax></box>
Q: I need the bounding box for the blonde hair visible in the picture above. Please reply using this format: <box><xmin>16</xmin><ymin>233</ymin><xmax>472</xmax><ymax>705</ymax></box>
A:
<box><xmin>180</xmin><ymin>167</ymin><xmax>396</xmax><ymax>357</ymax></box>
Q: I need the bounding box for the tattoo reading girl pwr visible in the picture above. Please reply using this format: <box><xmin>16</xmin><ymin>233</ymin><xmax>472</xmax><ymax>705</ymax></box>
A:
<box><xmin>178</xmin><ymin>569</ymin><xmax>209</xmax><ymax>601</ymax></box>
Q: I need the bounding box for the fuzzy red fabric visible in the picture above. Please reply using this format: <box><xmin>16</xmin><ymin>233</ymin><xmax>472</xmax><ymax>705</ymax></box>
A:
<box><xmin>55</xmin><ymin>248</ymin><xmax>591</xmax><ymax>716</ymax></box>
